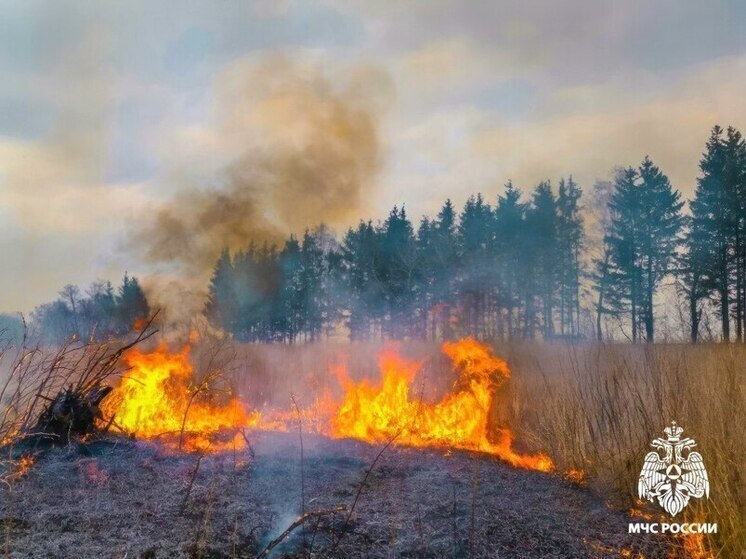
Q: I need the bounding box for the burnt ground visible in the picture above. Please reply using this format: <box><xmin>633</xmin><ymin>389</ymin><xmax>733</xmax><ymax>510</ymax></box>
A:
<box><xmin>0</xmin><ymin>432</ymin><xmax>679</xmax><ymax>559</ymax></box>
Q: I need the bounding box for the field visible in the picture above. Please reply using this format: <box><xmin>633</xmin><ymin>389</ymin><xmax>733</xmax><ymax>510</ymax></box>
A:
<box><xmin>0</xmin><ymin>338</ymin><xmax>743</xmax><ymax>558</ymax></box>
<box><xmin>230</xmin><ymin>340</ymin><xmax>744</xmax><ymax>558</ymax></box>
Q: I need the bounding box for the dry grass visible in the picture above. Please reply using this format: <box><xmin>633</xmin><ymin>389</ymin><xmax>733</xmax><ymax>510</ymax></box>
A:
<box><xmin>0</xmin><ymin>335</ymin><xmax>742</xmax><ymax>557</ymax></box>
<box><xmin>505</xmin><ymin>342</ymin><xmax>744</xmax><ymax>559</ymax></box>
<box><xmin>230</xmin><ymin>340</ymin><xmax>745</xmax><ymax>558</ymax></box>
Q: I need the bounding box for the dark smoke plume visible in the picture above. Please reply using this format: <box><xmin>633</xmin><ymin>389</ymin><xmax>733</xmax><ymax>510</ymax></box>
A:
<box><xmin>129</xmin><ymin>56</ymin><xmax>390</xmax><ymax>319</ymax></box>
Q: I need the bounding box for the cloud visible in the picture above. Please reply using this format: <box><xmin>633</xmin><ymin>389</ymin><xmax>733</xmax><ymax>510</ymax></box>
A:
<box><xmin>1</xmin><ymin>0</ymin><xmax>745</xmax><ymax>316</ymax></box>
<box><xmin>470</xmin><ymin>54</ymin><xmax>746</xmax><ymax>195</ymax></box>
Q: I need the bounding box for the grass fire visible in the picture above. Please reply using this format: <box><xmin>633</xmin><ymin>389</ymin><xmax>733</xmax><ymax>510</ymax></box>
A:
<box><xmin>102</xmin><ymin>338</ymin><xmax>552</xmax><ymax>472</ymax></box>
<box><xmin>2</xmin><ymin>4</ymin><xmax>744</xmax><ymax>558</ymax></box>
<box><xmin>102</xmin><ymin>344</ymin><xmax>259</xmax><ymax>453</ymax></box>
<box><xmin>1</xmin><ymin>323</ymin><xmax>739</xmax><ymax>558</ymax></box>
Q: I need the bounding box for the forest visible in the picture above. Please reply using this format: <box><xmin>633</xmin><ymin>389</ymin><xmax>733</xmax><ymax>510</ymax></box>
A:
<box><xmin>204</xmin><ymin>125</ymin><xmax>746</xmax><ymax>344</ymax></box>
<box><xmin>16</xmin><ymin>124</ymin><xmax>746</xmax><ymax>345</ymax></box>
<box><xmin>10</xmin><ymin>273</ymin><xmax>151</xmax><ymax>345</ymax></box>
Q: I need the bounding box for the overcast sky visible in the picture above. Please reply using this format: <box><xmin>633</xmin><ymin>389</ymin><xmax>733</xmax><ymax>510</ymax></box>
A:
<box><xmin>1</xmin><ymin>0</ymin><xmax>745</xmax><ymax>313</ymax></box>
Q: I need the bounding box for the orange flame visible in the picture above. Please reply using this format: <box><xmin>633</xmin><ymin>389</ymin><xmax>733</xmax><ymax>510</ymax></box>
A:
<box><xmin>106</xmin><ymin>339</ymin><xmax>551</xmax><ymax>471</ymax></box>
<box><xmin>104</xmin><ymin>344</ymin><xmax>258</xmax><ymax>451</ymax></box>
<box><xmin>330</xmin><ymin>338</ymin><xmax>553</xmax><ymax>471</ymax></box>
<box><xmin>681</xmin><ymin>533</ymin><xmax>713</xmax><ymax>559</ymax></box>
<box><xmin>564</xmin><ymin>468</ymin><xmax>586</xmax><ymax>484</ymax></box>
<box><xmin>13</xmin><ymin>454</ymin><xmax>35</xmax><ymax>479</ymax></box>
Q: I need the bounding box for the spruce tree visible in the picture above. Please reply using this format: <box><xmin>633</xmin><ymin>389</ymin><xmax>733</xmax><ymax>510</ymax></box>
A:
<box><xmin>637</xmin><ymin>157</ymin><xmax>684</xmax><ymax>342</ymax></box>
<box><xmin>494</xmin><ymin>181</ymin><xmax>525</xmax><ymax>338</ymax></box>
<box><xmin>205</xmin><ymin>249</ymin><xmax>238</xmax><ymax>335</ymax></box>
<box><xmin>691</xmin><ymin>126</ymin><xmax>732</xmax><ymax>341</ymax></box>
<box><xmin>556</xmin><ymin>177</ymin><xmax>583</xmax><ymax>337</ymax></box>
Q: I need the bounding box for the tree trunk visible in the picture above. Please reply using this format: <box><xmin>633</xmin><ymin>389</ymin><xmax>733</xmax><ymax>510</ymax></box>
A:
<box><xmin>689</xmin><ymin>285</ymin><xmax>700</xmax><ymax>343</ymax></box>
<box><xmin>645</xmin><ymin>255</ymin><xmax>654</xmax><ymax>342</ymax></box>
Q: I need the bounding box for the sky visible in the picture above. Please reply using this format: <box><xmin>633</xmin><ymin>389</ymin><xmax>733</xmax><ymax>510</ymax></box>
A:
<box><xmin>1</xmin><ymin>0</ymin><xmax>745</xmax><ymax>313</ymax></box>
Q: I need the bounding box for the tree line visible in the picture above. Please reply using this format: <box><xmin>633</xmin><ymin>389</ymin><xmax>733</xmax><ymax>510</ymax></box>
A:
<box><xmin>17</xmin><ymin>125</ymin><xmax>743</xmax><ymax>345</ymax></box>
<box><xmin>206</xmin><ymin>179</ymin><xmax>583</xmax><ymax>343</ymax></box>
<box><xmin>206</xmin><ymin>125</ymin><xmax>746</xmax><ymax>344</ymax></box>
<box><xmin>28</xmin><ymin>273</ymin><xmax>150</xmax><ymax>345</ymax></box>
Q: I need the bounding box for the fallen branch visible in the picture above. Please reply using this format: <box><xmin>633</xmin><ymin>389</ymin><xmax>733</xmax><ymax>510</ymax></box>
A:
<box><xmin>255</xmin><ymin>507</ymin><xmax>345</xmax><ymax>559</ymax></box>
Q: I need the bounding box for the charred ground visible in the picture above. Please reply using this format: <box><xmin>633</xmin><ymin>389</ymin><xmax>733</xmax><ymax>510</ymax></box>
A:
<box><xmin>1</xmin><ymin>431</ymin><xmax>680</xmax><ymax>559</ymax></box>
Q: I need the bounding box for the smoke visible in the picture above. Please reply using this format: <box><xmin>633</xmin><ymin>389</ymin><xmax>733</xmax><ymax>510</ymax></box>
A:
<box><xmin>130</xmin><ymin>55</ymin><xmax>392</xmax><ymax>319</ymax></box>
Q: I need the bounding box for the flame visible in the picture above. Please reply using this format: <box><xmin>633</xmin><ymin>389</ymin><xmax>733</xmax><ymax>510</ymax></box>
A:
<box><xmin>564</xmin><ymin>468</ymin><xmax>586</xmax><ymax>484</ymax></box>
<box><xmin>14</xmin><ymin>454</ymin><xmax>35</xmax><ymax>479</ymax></box>
<box><xmin>628</xmin><ymin>507</ymin><xmax>654</xmax><ymax>520</ymax></box>
<box><xmin>105</xmin><ymin>339</ymin><xmax>551</xmax><ymax>471</ymax></box>
<box><xmin>681</xmin><ymin>533</ymin><xmax>713</xmax><ymax>559</ymax></box>
<box><xmin>330</xmin><ymin>338</ymin><xmax>553</xmax><ymax>471</ymax></box>
<box><xmin>104</xmin><ymin>344</ymin><xmax>259</xmax><ymax>451</ymax></box>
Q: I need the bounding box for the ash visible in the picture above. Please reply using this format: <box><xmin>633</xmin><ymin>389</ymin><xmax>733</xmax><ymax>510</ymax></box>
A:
<box><xmin>0</xmin><ymin>432</ymin><xmax>676</xmax><ymax>558</ymax></box>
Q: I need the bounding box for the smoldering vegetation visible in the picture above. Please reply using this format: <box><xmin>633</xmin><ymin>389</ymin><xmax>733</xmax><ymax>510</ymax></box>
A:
<box><xmin>0</xmin><ymin>432</ymin><xmax>677</xmax><ymax>559</ymax></box>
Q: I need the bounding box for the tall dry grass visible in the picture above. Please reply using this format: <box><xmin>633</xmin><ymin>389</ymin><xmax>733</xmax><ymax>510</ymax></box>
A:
<box><xmin>504</xmin><ymin>342</ymin><xmax>744</xmax><ymax>559</ymax></box>
<box><xmin>230</xmin><ymin>340</ymin><xmax>744</xmax><ymax>558</ymax></box>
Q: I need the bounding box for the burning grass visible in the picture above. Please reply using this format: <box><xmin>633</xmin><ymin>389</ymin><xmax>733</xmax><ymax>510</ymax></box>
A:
<box><xmin>231</xmin><ymin>340</ymin><xmax>744</xmax><ymax>559</ymax></box>
<box><xmin>0</xmin><ymin>333</ymin><xmax>742</xmax><ymax>558</ymax></box>
<box><xmin>97</xmin><ymin>338</ymin><xmax>551</xmax><ymax>472</ymax></box>
<box><xmin>102</xmin><ymin>344</ymin><xmax>259</xmax><ymax>452</ymax></box>
<box><xmin>326</xmin><ymin>339</ymin><xmax>552</xmax><ymax>471</ymax></box>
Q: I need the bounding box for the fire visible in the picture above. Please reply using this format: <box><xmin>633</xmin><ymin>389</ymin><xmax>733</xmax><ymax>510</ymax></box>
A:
<box><xmin>104</xmin><ymin>344</ymin><xmax>259</xmax><ymax>451</ymax></box>
<box><xmin>16</xmin><ymin>454</ymin><xmax>35</xmax><ymax>476</ymax></box>
<box><xmin>105</xmin><ymin>339</ymin><xmax>551</xmax><ymax>471</ymax></box>
<box><xmin>330</xmin><ymin>338</ymin><xmax>553</xmax><ymax>471</ymax></box>
<box><xmin>564</xmin><ymin>468</ymin><xmax>586</xmax><ymax>484</ymax></box>
<box><xmin>681</xmin><ymin>533</ymin><xmax>713</xmax><ymax>559</ymax></box>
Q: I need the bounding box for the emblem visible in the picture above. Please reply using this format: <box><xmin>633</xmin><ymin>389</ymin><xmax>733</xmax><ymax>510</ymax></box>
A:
<box><xmin>638</xmin><ymin>421</ymin><xmax>709</xmax><ymax>516</ymax></box>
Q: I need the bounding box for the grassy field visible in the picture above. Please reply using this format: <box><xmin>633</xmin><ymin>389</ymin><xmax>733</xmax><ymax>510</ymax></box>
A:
<box><xmin>0</xmin><ymin>336</ymin><xmax>742</xmax><ymax>557</ymax></box>
<box><xmin>229</xmin><ymin>340</ymin><xmax>745</xmax><ymax>558</ymax></box>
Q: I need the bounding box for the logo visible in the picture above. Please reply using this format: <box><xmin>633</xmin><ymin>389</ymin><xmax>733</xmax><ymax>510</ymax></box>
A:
<box><xmin>638</xmin><ymin>421</ymin><xmax>709</xmax><ymax>516</ymax></box>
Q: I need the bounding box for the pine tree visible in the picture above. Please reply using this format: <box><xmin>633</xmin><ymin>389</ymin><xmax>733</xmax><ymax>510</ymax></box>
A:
<box><xmin>637</xmin><ymin>157</ymin><xmax>684</xmax><ymax>342</ymax></box>
<box><xmin>205</xmin><ymin>249</ymin><xmax>238</xmax><ymax>335</ymax></box>
<box><xmin>604</xmin><ymin>167</ymin><xmax>644</xmax><ymax>341</ymax></box>
<box><xmin>556</xmin><ymin>177</ymin><xmax>583</xmax><ymax>337</ymax></box>
<box><xmin>278</xmin><ymin>236</ymin><xmax>302</xmax><ymax>343</ymax></box>
<box><xmin>602</xmin><ymin>160</ymin><xmax>683</xmax><ymax>342</ymax></box>
<box><xmin>380</xmin><ymin>206</ymin><xmax>417</xmax><ymax>339</ymax></box>
<box><xmin>117</xmin><ymin>273</ymin><xmax>150</xmax><ymax>334</ymax></box>
<box><xmin>341</xmin><ymin>221</ymin><xmax>380</xmax><ymax>340</ymax></box>
<box><xmin>691</xmin><ymin>126</ymin><xmax>733</xmax><ymax>341</ymax></box>
<box><xmin>418</xmin><ymin>199</ymin><xmax>460</xmax><ymax>340</ymax></box>
<box><xmin>300</xmin><ymin>230</ymin><xmax>326</xmax><ymax>341</ymax></box>
<box><xmin>678</xmin><ymin>213</ymin><xmax>710</xmax><ymax>342</ymax></box>
<box><xmin>458</xmin><ymin>194</ymin><xmax>494</xmax><ymax>339</ymax></box>
<box><xmin>526</xmin><ymin>182</ymin><xmax>560</xmax><ymax>339</ymax></box>
<box><xmin>494</xmin><ymin>182</ymin><xmax>525</xmax><ymax>339</ymax></box>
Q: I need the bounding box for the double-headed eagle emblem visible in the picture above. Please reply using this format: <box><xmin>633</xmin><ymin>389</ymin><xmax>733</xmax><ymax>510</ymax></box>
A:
<box><xmin>638</xmin><ymin>421</ymin><xmax>709</xmax><ymax>516</ymax></box>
